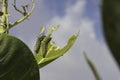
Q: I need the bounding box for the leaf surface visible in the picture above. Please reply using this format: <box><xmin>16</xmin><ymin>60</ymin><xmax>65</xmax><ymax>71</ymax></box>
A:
<box><xmin>102</xmin><ymin>0</ymin><xmax>120</xmax><ymax>67</ymax></box>
<box><xmin>0</xmin><ymin>34</ymin><xmax>40</xmax><ymax>80</ymax></box>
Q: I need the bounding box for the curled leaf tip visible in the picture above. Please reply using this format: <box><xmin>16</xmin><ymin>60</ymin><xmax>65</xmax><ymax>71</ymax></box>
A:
<box><xmin>50</xmin><ymin>25</ymin><xmax>60</xmax><ymax>33</ymax></box>
<box><xmin>39</xmin><ymin>26</ymin><xmax>45</xmax><ymax>35</ymax></box>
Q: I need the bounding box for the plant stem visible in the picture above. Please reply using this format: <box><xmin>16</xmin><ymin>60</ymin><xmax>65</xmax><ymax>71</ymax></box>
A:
<box><xmin>0</xmin><ymin>0</ymin><xmax>9</xmax><ymax>33</ymax></box>
<box><xmin>9</xmin><ymin>0</ymin><xmax>35</xmax><ymax>29</ymax></box>
<box><xmin>84</xmin><ymin>52</ymin><xmax>101</xmax><ymax>80</ymax></box>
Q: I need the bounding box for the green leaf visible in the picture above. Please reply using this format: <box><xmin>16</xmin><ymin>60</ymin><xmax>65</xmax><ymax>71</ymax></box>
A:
<box><xmin>102</xmin><ymin>0</ymin><xmax>120</xmax><ymax>67</ymax></box>
<box><xmin>34</xmin><ymin>26</ymin><xmax>78</xmax><ymax>69</ymax></box>
<box><xmin>84</xmin><ymin>52</ymin><xmax>101</xmax><ymax>80</ymax></box>
<box><xmin>0</xmin><ymin>34</ymin><xmax>40</xmax><ymax>80</ymax></box>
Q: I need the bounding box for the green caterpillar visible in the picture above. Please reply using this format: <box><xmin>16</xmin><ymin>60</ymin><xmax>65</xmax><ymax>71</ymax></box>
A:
<box><xmin>34</xmin><ymin>34</ymin><xmax>52</xmax><ymax>58</ymax></box>
<box><xmin>0</xmin><ymin>34</ymin><xmax>39</xmax><ymax>80</ymax></box>
<box><xmin>42</xmin><ymin>37</ymin><xmax>51</xmax><ymax>58</ymax></box>
<box><xmin>34</xmin><ymin>35</ymin><xmax>46</xmax><ymax>53</ymax></box>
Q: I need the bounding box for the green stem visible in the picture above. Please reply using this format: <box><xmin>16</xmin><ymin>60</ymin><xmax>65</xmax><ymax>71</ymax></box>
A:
<box><xmin>9</xmin><ymin>0</ymin><xmax>35</xmax><ymax>29</ymax></box>
<box><xmin>83</xmin><ymin>52</ymin><xmax>101</xmax><ymax>80</ymax></box>
<box><xmin>0</xmin><ymin>0</ymin><xmax>9</xmax><ymax>33</ymax></box>
<box><xmin>0</xmin><ymin>0</ymin><xmax>35</xmax><ymax>33</ymax></box>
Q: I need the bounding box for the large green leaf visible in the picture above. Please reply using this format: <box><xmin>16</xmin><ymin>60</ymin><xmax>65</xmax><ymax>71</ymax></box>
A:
<box><xmin>0</xmin><ymin>34</ymin><xmax>40</xmax><ymax>80</ymax></box>
<box><xmin>102</xmin><ymin>0</ymin><xmax>120</xmax><ymax>67</ymax></box>
<box><xmin>34</xmin><ymin>26</ymin><xmax>78</xmax><ymax>69</ymax></box>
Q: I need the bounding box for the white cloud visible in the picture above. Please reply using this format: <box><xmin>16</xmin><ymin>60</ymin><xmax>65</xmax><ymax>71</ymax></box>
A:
<box><xmin>79</xmin><ymin>18</ymin><xmax>96</xmax><ymax>39</ymax></box>
<box><xmin>46</xmin><ymin>0</ymin><xmax>86</xmax><ymax>47</ymax></box>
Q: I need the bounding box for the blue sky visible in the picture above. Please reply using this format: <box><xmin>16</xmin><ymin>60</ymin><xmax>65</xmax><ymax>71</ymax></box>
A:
<box><xmin>9</xmin><ymin>0</ymin><xmax>120</xmax><ymax>80</ymax></box>
<box><xmin>43</xmin><ymin>0</ymin><xmax>76</xmax><ymax>16</ymax></box>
